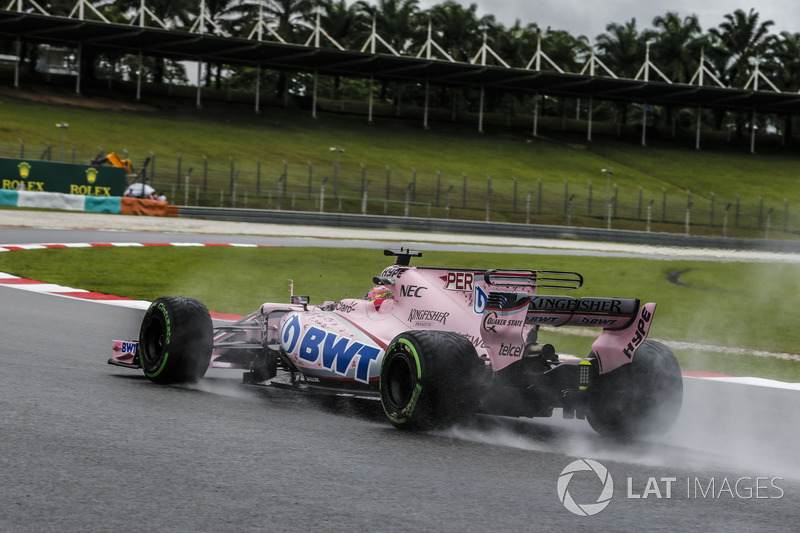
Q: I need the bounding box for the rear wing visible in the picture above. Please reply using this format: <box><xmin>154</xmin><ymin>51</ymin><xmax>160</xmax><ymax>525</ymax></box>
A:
<box><xmin>527</xmin><ymin>295</ymin><xmax>639</xmax><ymax>329</ymax></box>
<box><xmin>484</xmin><ymin>269</ymin><xmax>583</xmax><ymax>290</ymax></box>
<box><xmin>483</xmin><ymin>270</ymin><xmax>637</xmax><ymax>329</ymax></box>
<box><xmin>484</xmin><ymin>293</ymin><xmax>639</xmax><ymax>330</ymax></box>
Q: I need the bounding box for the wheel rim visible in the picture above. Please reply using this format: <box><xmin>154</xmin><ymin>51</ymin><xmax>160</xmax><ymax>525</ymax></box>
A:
<box><xmin>141</xmin><ymin>316</ymin><xmax>165</xmax><ymax>366</ymax></box>
<box><xmin>386</xmin><ymin>354</ymin><xmax>414</xmax><ymax>408</ymax></box>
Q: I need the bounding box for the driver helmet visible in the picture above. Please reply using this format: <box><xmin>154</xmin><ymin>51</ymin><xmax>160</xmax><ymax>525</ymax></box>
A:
<box><xmin>365</xmin><ymin>285</ymin><xmax>393</xmax><ymax>310</ymax></box>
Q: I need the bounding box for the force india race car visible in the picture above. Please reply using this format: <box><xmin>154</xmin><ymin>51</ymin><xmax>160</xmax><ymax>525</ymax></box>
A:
<box><xmin>110</xmin><ymin>249</ymin><xmax>683</xmax><ymax>438</ymax></box>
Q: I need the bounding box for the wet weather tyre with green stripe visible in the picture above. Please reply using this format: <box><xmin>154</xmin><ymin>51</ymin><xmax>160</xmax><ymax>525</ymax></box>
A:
<box><xmin>380</xmin><ymin>330</ymin><xmax>481</xmax><ymax>431</ymax></box>
<box><xmin>139</xmin><ymin>296</ymin><xmax>213</xmax><ymax>384</ymax></box>
<box><xmin>587</xmin><ymin>340</ymin><xmax>683</xmax><ymax>439</ymax></box>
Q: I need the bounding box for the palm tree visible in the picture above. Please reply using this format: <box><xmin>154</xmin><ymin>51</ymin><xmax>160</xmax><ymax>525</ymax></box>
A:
<box><xmin>650</xmin><ymin>11</ymin><xmax>704</xmax><ymax>83</ymax></box>
<box><xmin>769</xmin><ymin>31</ymin><xmax>800</xmax><ymax>140</ymax></box>
<box><xmin>316</xmin><ymin>0</ymin><xmax>371</xmax><ymax>98</ymax></box>
<box><xmin>494</xmin><ymin>19</ymin><xmax>539</xmax><ymax>68</ymax></box>
<box><xmin>542</xmin><ymin>29</ymin><xmax>590</xmax><ymax>73</ymax></box>
<box><xmin>354</xmin><ymin>0</ymin><xmax>421</xmax><ymax>107</ymax></box>
<box><xmin>237</xmin><ymin>0</ymin><xmax>314</xmax><ymax>43</ymax></box>
<box><xmin>538</xmin><ymin>29</ymin><xmax>591</xmax><ymax>124</ymax></box>
<box><xmin>595</xmin><ymin>18</ymin><xmax>652</xmax><ymax>126</ymax></box>
<box><xmin>709</xmin><ymin>8</ymin><xmax>775</xmax><ymax>88</ymax></box>
<box><xmin>595</xmin><ymin>18</ymin><xmax>650</xmax><ymax>79</ymax></box>
<box><xmin>770</xmin><ymin>31</ymin><xmax>800</xmax><ymax>91</ymax></box>
<box><xmin>317</xmin><ymin>0</ymin><xmax>369</xmax><ymax>49</ymax></box>
<box><xmin>708</xmin><ymin>8</ymin><xmax>775</xmax><ymax>136</ymax></box>
<box><xmin>191</xmin><ymin>0</ymin><xmax>250</xmax><ymax>88</ymax></box>
<box><xmin>247</xmin><ymin>0</ymin><xmax>315</xmax><ymax>99</ymax></box>
<box><xmin>426</xmin><ymin>1</ymin><xmax>486</xmax><ymax>62</ymax></box>
<box><xmin>114</xmin><ymin>0</ymin><xmax>195</xmax><ymax>83</ymax></box>
<box><xmin>356</xmin><ymin>0</ymin><xmax>422</xmax><ymax>55</ymax></box>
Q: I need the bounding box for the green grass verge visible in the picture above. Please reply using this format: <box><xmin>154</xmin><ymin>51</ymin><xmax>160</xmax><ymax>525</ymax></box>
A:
<box><xmin>0</xmin><ymin>245</ymin><xmax>797</xmax><ymax>381</ymax></box>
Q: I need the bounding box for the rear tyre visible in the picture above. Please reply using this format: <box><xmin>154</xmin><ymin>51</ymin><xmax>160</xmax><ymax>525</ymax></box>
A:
<box><xmin>587</xmin><ymin>340</ymin><xmax>683</xmax><ymax>439</ymax></box>
<box><xmin>139</xmin><ymin>296</ymin><xmax>213</xmax><ymax>384</ymax></box>
<box><xmin>380</xmin><ymin>330</ymin><xmax>481</xmax><ymax>431</ymax></box>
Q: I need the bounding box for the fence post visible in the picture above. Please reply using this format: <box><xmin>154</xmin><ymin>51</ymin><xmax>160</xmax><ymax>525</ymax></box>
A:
<box><xmin>685</xmin><ymin>200</ymin><xmax>692</xmax><ymax>236</ymax></box>
<box><xmin>662</xmin><ymin>187</ymin><xmax>667</xmax><ymax>222</ymax></box>
<box><xmin>412</xmin><ymin>168</ymin><xmax>417</xmax><ymax>202</ymax></box>
<box><xmin>646</xmin><ymin>199</ymin><xmax>654</xmax><ymax>232</ymax></box>
<box><xmin>563</xmin><ymin>179</ymin><xmax>568</xmax><ymax>214</ymax></box>
<box><xmin>723</xmin><ymin>203</ymin><xmax>731</xmax><ymax>237</ymax></box>
<box><xmin>784</xmin><ymin>198</ymin><xmax>789</xmax><ymax>233</ymax></box>
<box><xmin>537</xmin><ymin>178</ymin><xmax>542</xmax><ymax>214</ymax></box>
<box><xmin>385</xmin><ymin>165</ymin><xmax>391</xmax><ymax>214</ymax></box>
<box><xmin>176</xmin><ymin>152</ymin><xmax>181</xmax><ymax>185</ymax></box>
<box><xmin>256</xmin><ymin>158</ymin><xmax>261</xmax><ymax>197</ymax></box>
<box><xmin>308</xmin><ymin>161</ymin><xmax>313</xmax><ymax>198</ymax></box>
<box><xmin>567</xmin><ymin>194</ymin><xmax>575</xmax><ymax>226</ymax></box>
<box><xmin>19</xmin><ymin>138</ymin><xmax>24</xmax><ymax>158</ymax></box>
<box><xmin>320</xmin><ymin>177</ymin><xmax>328</xmax><ymax>213</ymax></box>
<box><xmin>361</xmin><ymin>179</ymin><xmax>370</xmax><ymax>215</ymax></box>
<box><xmin>758</xmin><ymin>196</ymin><xmax>764</xmax><ymax>229</ymax></box>
<box><xmin>282</xmin><ymin>160</ymin><xmax>288</xmax><ymax>198</ymax></box>
<box><xmin>231</xmin><ymin>171</ymin><xmax>238</xmax><ymax>208</ymax></box>
<box><xmin>485</xmin><ymin>175</ymin><xmax>492</xmax><ymax>222</ymax></box>
<box><xmin>149</xmin><ymin>151</ymin><xmax>155</xmax><ymax>179</ymax></box>
<box><xmin>765</xmin><ymin>208</ymin><xmax>773</xmax><ymax>239</ymax></box>
<box><xmin>445</xmin><ymin>185</ymin><xmax>453</xmax><ymax>219</ymax></box>
<box><xmin>735</xmin><ymin>195</ymin><xmax>740</xmax><ymax>227</ymax></box>
<box><xmin>436</xmin><ymin>170</ymin><xmax>441</xmax><ymax>207</ymax></box>
<box><xmin>229</xmin><ymin>156</ymin><xmax>235</xmax><ymax>196</ymax></box>
<box><xmin>277</xmin><ymin>175</ymin><xmax>285</xmax><ymax>210</ymax></box>
<box><xmin>184</xmin><ymin>168</ymin><xmax>192</xmax><ymax>206</ymax></box>
<box><xmin>203</xmin><ymin>154</ymin><xmax>208</xmax><ymax>194</ymax></box>
<box><xmin>526</xmin><ymin>192</ymin><xmax>532</xmax><ymax>224</ymax></box>
<box><xmin>613</xmin><ymin>184</ymin><xmax>618</xmax><ymax>217</ymax></box>
<box><xmin>404</xmin><ymin>184</ymin><xmax>412</xmax><ymax>217</ymax></box>
<box><xmin>588</xmin><ymin>182</ymin><xmax>592</xmax><ymax>216</ymax></box>
<box><xmin>710</xmin><ymin>192</ymin><xmax>715</xmax><ymax>226</ymax></box>
<box><xmin>512</xmin><ymin>176</ymin><xmax>517</xmax><ymax>213</ymax></box>
<box><xmin>333</xmin><ymin>153</ymin><xmax>339</xmax><ymax>198</ymax></box>
<box><xmin>638</xmin><ymin>185</ymin><xmax>643</xmax><ymax>219</ymax></box>
<box><xmin>360</xmin><ymin>163</ymin><xmax>366</xmax><ymax>201</ymax></box>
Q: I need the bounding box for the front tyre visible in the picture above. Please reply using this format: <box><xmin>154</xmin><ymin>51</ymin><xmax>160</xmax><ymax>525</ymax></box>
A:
<box><xmin>587</xmin><ymin>340</ymin><xmax>683</xmax><ymax>439</ymax></box>
<box><xmin>380</xmin><ymin>330</ymin><xmax>480</xmax><ymax>431</ymax></box>
<box><xmin>139</xmin><ymin>296</ymin><xmax>213</xmax><ymax>384</ymax></box>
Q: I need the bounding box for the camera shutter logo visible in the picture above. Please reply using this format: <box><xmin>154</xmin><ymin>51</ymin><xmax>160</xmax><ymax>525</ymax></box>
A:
<box><xmin>557</xmin><ymin>459</ymin><xmax>614</xmax><ymax>516</ymax></box>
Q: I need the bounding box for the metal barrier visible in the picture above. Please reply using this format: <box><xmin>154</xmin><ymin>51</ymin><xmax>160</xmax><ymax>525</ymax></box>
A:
<box><xmin>177</xmin><ymin>206</ymin><xmax>800</xmax><ymax>253</ymax></box>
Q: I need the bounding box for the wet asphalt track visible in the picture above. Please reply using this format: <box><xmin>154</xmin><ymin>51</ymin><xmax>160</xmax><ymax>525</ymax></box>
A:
<box><xmin>1</xmin><ymin>226</ymin><xmax>800</xmax><ymax>531</ymax></box>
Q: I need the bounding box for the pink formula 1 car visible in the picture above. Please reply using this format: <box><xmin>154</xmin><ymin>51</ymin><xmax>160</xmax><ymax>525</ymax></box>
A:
<box><xmin>110</xmin><ymin>249</ymin><xmax>682</xmax><ymax>438</ymax></box>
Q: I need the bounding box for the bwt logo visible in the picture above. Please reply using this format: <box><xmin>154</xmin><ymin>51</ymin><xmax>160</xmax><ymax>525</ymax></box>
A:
<box><xmin>557</xmin><ymin>459</ymin><xmax>614</xmax><ymax>516</ymax></box>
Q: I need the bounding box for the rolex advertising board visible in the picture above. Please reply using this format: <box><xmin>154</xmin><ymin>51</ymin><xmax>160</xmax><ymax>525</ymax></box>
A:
<box><xmin>0</xmin><ymin>157</ymin><xmax>126</xmax><ymax>196</ymax></box>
